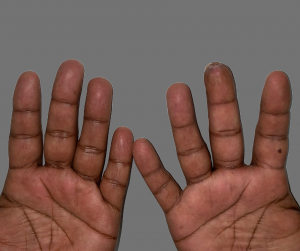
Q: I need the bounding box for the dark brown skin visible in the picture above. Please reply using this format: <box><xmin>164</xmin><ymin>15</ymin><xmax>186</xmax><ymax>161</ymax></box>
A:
<box><xmin>133</xmin><ymin>62</ymin><xmax>300</xmax><ymax>250</ymax></box>
<box><xmin>0</xmin><ymin>60</ymin><xmax>133</xmax><ymax>251</ymax></box>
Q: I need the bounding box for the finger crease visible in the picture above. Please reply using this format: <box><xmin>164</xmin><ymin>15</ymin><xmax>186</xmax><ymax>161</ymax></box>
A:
<box><xmin>153</xmin><ymin>176</ymin><xmax>171</xmax><ymax>195</ymax></box>
<box><xmin>142</xmin><ymin>165</ymin><xmax>163</xmax><ymax>178</ymax></box>
<box><xmin>164</xmin><ymin>192</ymin><xmax>182</xmax><ymax>214</ymax></box>
<box><xmin>208</xmin><ymin>98</ymin><xmax>236</xmax><ymax>106</ymax></box>
<box><xmin>13</xmin><ymin>108</ymin><xmax>40</xmax><ymax>113</ymax></box>
<box><xmin>102</xmin><ymin>175</ymin><xmax>127</xmax><ymax>188</ymax></box>
<box><xmin>84</xmin><ymin>116</ymin><xmax>110</xmax><ymax>124</ymax></box>
<box><xmin>171</xmin><ymin>120</ymin><xmax>196</xmax><ymax>130</ymax></box>
<box><xmin>256</xmin><ymin>131</ymin><xmax>288</xmax><ymax>141</ymax></box>
<box><xmin>46</xmin><ymin>129</ymin><xmax>76</xmax><ymax>139</ymax></box>
<box><xmin>77</xmin><ymin>144</ymin><xmax>105</xmax><ymax>155</ymax></box>
<box><xmin>261</xmin><ymin>110</ymin><xmax>289</xmax><ymax>116</ymax></box>
<box><xmin>213</xmin><ymin>159</ymin><xmax>244</xmax><ymax>169</ymax></box>
<box><xmin>75</xmin><ymin>171</ymin><xmax>97</xmax><ymax>182</ymax></box>
<box><xmin>187</xmin><ymin>169</ymin><xmax>211</xmax><ymax>184</ymax></box>
<box><xmin>252</xmin><ymin>157</ymin><xmax>284</xmax><ymax>170</ymax></box>
<box><xmin>209</xmin><ymin>127</ymin><xmax>242</xmax><ymax>138</ymax></box>
<box><xmin>109</xmin><ymin>158</ymin><xmax>131</xmax><ymax>166</ymax></box>
<box><xmin>101</xmin><ymin>194</ymin><xmax>122</xmax><ymax>213</ymax></box>
<box><xmin>9</xmin><ymin>159</ymin><xmax>40</xmax><ymax>170</ymax></box>
<box><xmin>10</xmin><ymin>132</ymin><xmax>42</xmax><ymax>140</ymax></box>
<box><xmin>177</xmin><ymin>144</ymin><xmax>206</xmax><ymax>157</ymax></box>
<box><xmin>44</xmin><ymin>160</ymin><xmax>71</xmax><ymax>169</ymax></box>
<box><xmin>51</xmin><ymin>97</ymin><xmax>78</xmax><ymax>106</ymax></box>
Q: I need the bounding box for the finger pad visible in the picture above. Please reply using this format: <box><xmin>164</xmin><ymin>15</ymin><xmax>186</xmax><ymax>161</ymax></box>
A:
<box><xmin>13</xmin><ymin>71</ymin><xmax>41</xmax><ymax>110</ymax></box>
<box><xmin>262</xmin><ymin>71</ymin><xmax>291</xmax><ymax>113</ymax></box>
<box><xmin>166</xmin><ymin>83</ymin><xmax>195</xmax><ymax>127</ymax></box>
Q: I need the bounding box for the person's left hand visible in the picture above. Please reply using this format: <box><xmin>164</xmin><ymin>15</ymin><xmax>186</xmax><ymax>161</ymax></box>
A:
<box><xmin>133</xmin><ymin>62</ymin><xmax>300</xmax><ymax>250</ymax></box>
<box><xmin>0</xmin><ymin>60</ymin><xmax>133</xmax><ymax>251</ymax></box>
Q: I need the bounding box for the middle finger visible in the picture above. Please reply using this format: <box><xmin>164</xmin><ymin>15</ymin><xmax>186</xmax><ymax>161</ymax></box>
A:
<box><xmin>44</xmin><ymin>60</ymin><xmax>84</xmax><ymax>168</ymax></box>
<box><xmin>204</xmin><ymin>62</ymin><xmax>244</xmax><ymax>169</ymax></box>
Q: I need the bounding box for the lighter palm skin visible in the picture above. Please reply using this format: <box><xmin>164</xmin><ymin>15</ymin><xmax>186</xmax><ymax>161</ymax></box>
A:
<box><xmin>133</xmin><ymin>62</ymin><xmax>300</xmax><ymax>250</ymax></box>
<box><xmin>0</xmin><ymin>60</ymin><xmax>133</xmax><ymax>251</ymax></box>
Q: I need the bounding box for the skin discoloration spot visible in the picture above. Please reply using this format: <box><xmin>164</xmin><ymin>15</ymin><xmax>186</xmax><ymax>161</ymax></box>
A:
<box><xmin>278</xmin><ymin>149</ymin><xmax>282</xmax><ymax>153</ymax></box>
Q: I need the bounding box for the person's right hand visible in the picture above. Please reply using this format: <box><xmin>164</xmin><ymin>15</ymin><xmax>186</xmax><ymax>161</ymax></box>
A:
<box><xmin>133</xmin><ymin>62</ymin><xmax>300</xmax><ymax>250</ymax></box>
<box><xmin>0</xmin><ymin>60</ymin><xmax>133</xmax><ymax>251</ymax></box>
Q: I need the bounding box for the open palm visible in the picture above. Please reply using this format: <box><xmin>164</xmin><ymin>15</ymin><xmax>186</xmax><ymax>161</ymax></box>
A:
<box><xmin>133</xmin><ymin>63</ymin><xmax>300</xmax><ymax>250</ymax></box>
<box><xmin>0</xmin><ymin>60</ymin><xmax>133</xmax><ymax>251</ymax></box>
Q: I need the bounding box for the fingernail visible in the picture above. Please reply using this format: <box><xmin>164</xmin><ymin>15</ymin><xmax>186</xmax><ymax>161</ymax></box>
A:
<box><xmin>204</xmin><ymin>62</ymin><xmax>223</xmax><ymax>71</ymax></box>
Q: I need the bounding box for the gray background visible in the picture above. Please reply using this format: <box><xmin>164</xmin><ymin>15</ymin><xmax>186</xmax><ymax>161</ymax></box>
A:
<box><xmin>0</xmin><ymin>1</ymin><xmax>299</xmax><ymax>250</ymax></box>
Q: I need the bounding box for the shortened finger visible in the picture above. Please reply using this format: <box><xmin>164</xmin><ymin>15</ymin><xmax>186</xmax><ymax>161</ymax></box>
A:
<box><xmin>133</xmin><ymin>138</ymin><xmax>182</xmax><ymax>214</ymax></box>
<box><xmin>73</xmin><ymin>77</ymin><xmax>113</xmax><ymax>183</ymax></box>
<box><xmin>44</xmin><ymin>60</ymin><xmax>84</xmax><ymax>168</ymax></box>
<box><xmin>100</xmin><ymin>127</ymin><xmax>133</xmax><ymax>212</ymax></box>
<box><xmin>167</xmin><ymin>83</ymin><xmax>212</xmax><ymax>184</ymax></box>
<box><xmin>204</xmin><ymin>62</ymin><xmax>244</xmax><ymax>169</ymax></box>
<box><xmin>252</xmin><ymin>71</ymin><xmax>291</xmax><ymax>169</ymax></box>
<box><xmin>9</xmin><ymin>72</ymin><xmax>43</xmax><ymax>169</ymax></box>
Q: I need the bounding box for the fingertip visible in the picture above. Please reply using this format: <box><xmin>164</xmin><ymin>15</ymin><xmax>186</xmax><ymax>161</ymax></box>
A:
<box><xmin>133</xmin><ymin>138</ymin><xmax>162</xmax><ymax>178</ymax></box>
<box><xmin>17</xmin><ymin>71</ymin><xmax>40</xmax><ymax>84</ymax></box>
<box><xmin>204</xmin><ymin>62</ymin><xmax>232</xmax><ymax>83</ymax></box>
<box><xmin>116</xmin><ymin>126</ymin><xmax>133</xmax><ymax>134</ymax></box>
<box><xmin>83</xmin><ymin>78</ymin><xmax>113</xmax><ymax>122</ymax></box>
<box><xmin>265</xmin><ymin>71</ymin><xmax>290</xmax><ymax>91</ymax></box>
<box><xmin>203</xmin><ymin>62</ymin><xmax>236</xmax><ymax>106</ymax></box>
<box><xmin>110</xmin><ymin>127</ymin><xmax>134</xmax><ymax>162</ymax></box>
<box><xmin>133</xmin><ymin>137</ymin><xmax>149</xmax><ymax>149</ymax></box>
<box><xmin>133</xmin><ymin>138</ymin><xmax>153</xmax><ymax>158</ymax></box>
<box><xmin>52</xmin><ymin>59</ymin><xmax>85</xmax><ymax>104</ymax></box>
<box><xmin>89</xmin><ymin>77</ymin><xmax>112</xmax><ymax>88</ymax></box>
<box><xmin>60</xmin><ymin>59</ymin><xmax>84</xmax><ymax>72</ymax></box>
<box><xmin>13</xmin><ymin>71</ymin><xmax>41</xmax><ymax>110</ymax></box>
<box><xmin>56</xmin><ymin>59</ymin><xmax>84</xmax><ymax>83</ymax></box>
<box><xmin>204</xmin><ymin>61</ymin><xmax>227</xmax><ymax>72</ymax></box>
<box><xmin>166</xmin><ymin>83</ymin><xmax>196</xmax><ymax>129</ymax></box>
<box><xmin>16</xmin><ymin>71</ymin><xmax>40</xmax><ymax>94</ymax></box>
<box><xmin>266</xmin><ymin>70</ymin><xmax>289</xmax><ymax>80</ymax></box>
<box><xmin>166</xmin><ymin>83</ymin><xmax>190</xmax><ymax>97</ymax></box>
<box><xmin>166</xmin><ymin>83</ymin><xmax>192</xmax><ymax>106</ymax></box>
<box><xmin>16</xmin><ymin>71</ymin><xmax>40</xmax><ymax>89</ymax></box>
<box><xmin>204</xmin><ymin>61</ymin><xmax>223</xmax><ymax>71</ymax></box>
<box><xmin>114</xmin><ymin>126</ymin><xmax>134</xmax><ymax>144</ymax></box>
<box><xmin>262</xmin><ymin>71</ymin><xmax>291</xmax><ymax>113</ymax></box>
<box><xmin>88</xmin><ymin>77</ymin><xmax>113</xmax><ymax>96</ymax></box>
